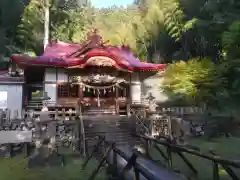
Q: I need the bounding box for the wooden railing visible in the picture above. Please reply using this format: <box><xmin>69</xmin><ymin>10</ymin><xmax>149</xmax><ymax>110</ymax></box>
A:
<box><xmin>133</xmin><ymin>133</ymin><xmax>240</xmax><ymax>180</ymax></box>
<box><xmin>82</xmin><ymin>135</ymin><xmax>185</xmax><ymax>180</ymax></box>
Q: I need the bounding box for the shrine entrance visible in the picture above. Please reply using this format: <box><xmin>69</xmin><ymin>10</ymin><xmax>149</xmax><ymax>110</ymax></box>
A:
<box><xmin>57</xmin><ymin>67</ymin><xmax>131</xmax><ymax>115</ymax></box>
<box><xmin>80</xmin><ymin>81</ymin><xmax>129</xmax><ymax>115</ymax></box>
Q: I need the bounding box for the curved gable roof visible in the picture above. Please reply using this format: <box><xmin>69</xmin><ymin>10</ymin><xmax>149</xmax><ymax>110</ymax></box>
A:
<box><xmin>11</xmin><ymin>31</ymin><xmax>166</xmax><ymax>71</ymax></box>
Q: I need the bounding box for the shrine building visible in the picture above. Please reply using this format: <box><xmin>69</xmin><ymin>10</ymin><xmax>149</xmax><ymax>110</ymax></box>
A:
<box><xmin>6</xmin><ymin>30</ymin><xmax>166</xmax><ymax>118</ymax></box>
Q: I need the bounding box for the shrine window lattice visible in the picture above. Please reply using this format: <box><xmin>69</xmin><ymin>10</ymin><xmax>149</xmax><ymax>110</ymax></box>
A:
<box><xmin>58</xmin><ymin>84</ymin><xmax>79</xmax><ymax>98</ymax></box>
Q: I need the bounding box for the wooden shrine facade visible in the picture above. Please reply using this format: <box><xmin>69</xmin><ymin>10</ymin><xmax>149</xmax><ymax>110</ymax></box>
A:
<box><xmin>43</xmin><ymin>65</ymin><xmax>132</xmax><ymax>115</ymax></box>
<box><xmin>9</xmin><ymin>29</ymin><xmax>166</xmax><ymax>115</ymax></box>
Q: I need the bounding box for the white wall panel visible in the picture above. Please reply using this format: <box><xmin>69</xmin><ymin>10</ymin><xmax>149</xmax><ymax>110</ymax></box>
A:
<box><xmin>44</xmin><ymin>84</ymin><xmax>57</xmax><ymax>102</ymax></box>
<box><xmin>7</xmin><ymin>85</ymin><xmax>23</xmax><ymax>118</ymax></box>
<box><xmin>44</xmin><ymin>68</ymin><xmax>57</xmax><ymax>102</ymax></box>
<box><xmin>57</xmin><ymin>69</ymin><xmax>68</xmax><ymax>82</ymax></box>
<box><xmin>130</xmin><ymin>73</ymin><xmax>141</xmax><ymax>103</ymax></box>
<box><xmin>0</xmin><ymin>84</ymin><xmax>23</xmax><ymax>118</ymax></box>
<box><xmin>44</xmin><ymin>68</ymin><xmax>56</xmax><ymax>81</ymax></box>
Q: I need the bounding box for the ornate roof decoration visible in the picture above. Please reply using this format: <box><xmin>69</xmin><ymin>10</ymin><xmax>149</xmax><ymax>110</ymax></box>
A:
<box><xmin>84</xmin><ymin>56</ymin><xmax>116</xmax><ymax>67</ymax></box>
<box><xmin>69</xmin><ymin>74</ymin><xmax>126</xmax><ymax>84</ymax></box>
<box><xmin>10</xmin><ymin>30</ymin><xmax>166</xmax><ymax>72</ymax></box>
<box><xmin>83</xmin><ymin>74</ymin><xmax>116</xmax><ymax>84</ymax></box>
<box><xmin>86</xmin><ymin>29</ymin><xmax>104</xmax><ymax>46</ymax></box>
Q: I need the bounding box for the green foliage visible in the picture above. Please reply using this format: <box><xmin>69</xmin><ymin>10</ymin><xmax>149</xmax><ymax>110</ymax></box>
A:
<box><xmin>155</xmin><ymin>0</ymin><xmax>240</xmax><ymax>110</ymax></box>
<box><xmin>216</xmin><ymin>21</ymin><xmax>240</xmax><ymax>110</ymax></box>
<box><xmin>163</xmin><ymin>58</ymin><xmax>225</xmax><ymax>104</ymax></box>
<box><xmin>164</xmin><ymin>0</ymin><xmax>185</xmax><ymax>42</ymax></box>
<box><xmin>0</xmin><ymin>155</ymin><xmax>105</xmax><ymax>180</ymax></box>
<box><xmin>16</xmin><ymin>0</ymin><xmax>91</xmax><ymax>54</ymax></box>
<box><xmin>0</xmin><ymin>0</ymin><xmax>28</xmax><ymax>55</ymax></box>
<box><xmin>93</xmin><ymin>7</ymin><xmax>139</xmax><ymax>47</ymax></box>
<box><xmin>16</xmin><ymin>0</ymin><xmax>45</xmax><ymax>54</ymax></box>
<box><xmin>222</xmin><ymin>21</ymin><xmax>240</xmax><ymax>58</ymax></box>
<box><xmin>51</xmin><ymin>7</ymin><xmax>90</xmax><ymax>42</ymax></box>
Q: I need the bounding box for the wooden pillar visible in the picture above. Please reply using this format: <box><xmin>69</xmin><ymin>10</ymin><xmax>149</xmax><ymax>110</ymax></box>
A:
<box><xmin>115</xmin><ymin>87</ymin><xmax>119</xmax><ymax>114</ymax></box>
<box><xmin>78</xmin><ymin>83</ymin><xmax>86</xmax><ymax>156</ymax></box>
<box><xmin>127</xmin><ymin>85</ymin><xmax>131</xmax><ymax>117</ymax></box>
<box><xmin>55</xmin><ymin>68</ymin><xmax>58</xmax><ymax>105</ymax></box>
<box><xmin>126</xmin><ymin>74</ymin><xmax>132</xmax><ymax>116</ymax></box>
<box><xmin>78</xmin><ymin>84</ymin><xmax>83</xmax><ymax>101</ymax></box>
<box><xmin>129</xmin><ymin>73</ymin><xmax>132</xmax><ymax>104</ymax></box>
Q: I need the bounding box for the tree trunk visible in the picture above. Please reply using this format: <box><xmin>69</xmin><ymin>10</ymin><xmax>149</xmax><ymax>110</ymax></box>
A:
<box><xmin>43</xmin><ymin>0</ymin><xmax>50</xmax><ymax>50</ymax></box>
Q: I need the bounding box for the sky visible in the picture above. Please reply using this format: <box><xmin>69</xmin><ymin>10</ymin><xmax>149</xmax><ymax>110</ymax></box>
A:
<box><xmin>90</xmin><ymin>0</ymin><xmax>134</xmax><ymax>8</ymax></box>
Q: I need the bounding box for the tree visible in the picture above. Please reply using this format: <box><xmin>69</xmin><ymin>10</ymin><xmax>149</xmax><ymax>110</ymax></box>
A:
<box><xmin>16</xmin><ymin>0</ymin><xmax>45</xmax><ymax>54</ymax></box>
<box><xmin>16</xmin><ymin>0</ymin><xmax>90</xmax><ymax>54</ymax></box>
<box><xmin>0</xmin><ymin>0</ymin><xmax>29</xmax><ymax>68</ymax></box>
<box><xmin>162</xmin><ymin>58</ymin><xmax>225</xmax><ymax>104</ymax></box>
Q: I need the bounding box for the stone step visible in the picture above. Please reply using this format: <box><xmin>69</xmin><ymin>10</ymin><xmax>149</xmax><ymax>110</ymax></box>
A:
<box><xmin>83</xmin><ymin>115</ymin><xmax>138</xmax><ymax>156</ymax></box>
<box><xmin>83</xmin><ymin>109</ymin><xmax>115</xmax><ymax>113</ymax></box>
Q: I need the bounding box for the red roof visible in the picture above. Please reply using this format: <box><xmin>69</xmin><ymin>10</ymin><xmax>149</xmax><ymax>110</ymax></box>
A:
<box><xmin>11</xmin><ymin>30</ymin><xmax>166</xmax><ymax>72</ymax></box>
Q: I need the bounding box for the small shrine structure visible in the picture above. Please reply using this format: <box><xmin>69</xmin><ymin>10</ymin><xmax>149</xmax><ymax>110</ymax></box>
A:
<box><xmin>9</xmin><ymin>30</ymin><xmax>166</xmax><ymax>116</ymax></box>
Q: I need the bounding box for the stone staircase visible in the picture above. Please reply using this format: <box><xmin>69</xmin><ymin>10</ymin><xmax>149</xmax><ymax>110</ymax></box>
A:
<box><xmin>83</xmin><ymin>115</ymin><xmax>139</xmax><ymax>156</ymax></box>
<box><xmin>82</xmin><ymin>107</ymin><xmax>116</xmax><ymax>116</ymax></box>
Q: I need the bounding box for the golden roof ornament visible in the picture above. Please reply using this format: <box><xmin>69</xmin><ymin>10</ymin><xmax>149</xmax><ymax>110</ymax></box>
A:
<box><xmin>86</xmin><ymin>28</ymin><xmax>103</xmax><ymax>46</ymax></box>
